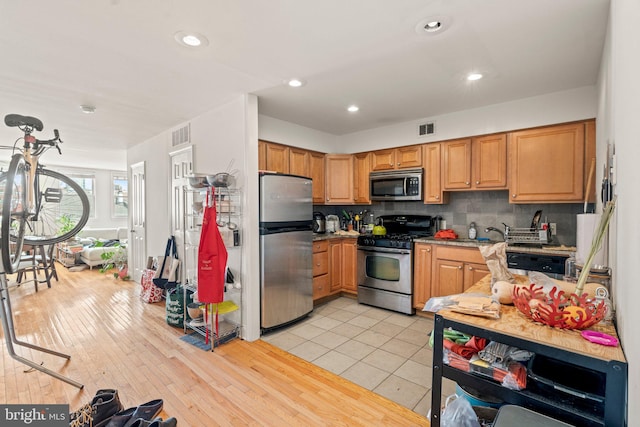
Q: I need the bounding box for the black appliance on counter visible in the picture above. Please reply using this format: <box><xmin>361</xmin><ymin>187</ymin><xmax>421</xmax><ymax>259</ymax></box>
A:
<box><xmin>357</xmin><ymin>215</ymin><xmax>433</xmax><ymax>314</ymax></box>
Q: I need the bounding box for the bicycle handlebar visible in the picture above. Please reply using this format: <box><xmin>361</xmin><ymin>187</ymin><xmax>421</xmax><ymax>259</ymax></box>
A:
<box><xmin>32</xmin><ymin>129</ymin><xmax>63</xmax><ymax>156</ymax></box>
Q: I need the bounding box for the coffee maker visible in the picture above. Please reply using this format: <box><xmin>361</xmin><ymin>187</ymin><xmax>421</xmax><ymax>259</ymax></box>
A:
<box><xmin>313</xmin><ymin>212</ymin><xmax>326</xmax><ymax>234</ymax></box>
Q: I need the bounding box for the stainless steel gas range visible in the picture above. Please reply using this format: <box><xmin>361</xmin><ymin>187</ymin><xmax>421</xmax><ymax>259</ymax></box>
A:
<box><xmin>357</xmin><ymin>215</ymin><xmax>434</xmax><ymax>314</ymax></box>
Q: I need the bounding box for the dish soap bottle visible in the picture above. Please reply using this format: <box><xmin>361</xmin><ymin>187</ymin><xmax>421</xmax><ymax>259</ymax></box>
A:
<box><xmin>468</xmin><ymin>222</ymin><xmax>477</xmax><ymax>240</ymax></box>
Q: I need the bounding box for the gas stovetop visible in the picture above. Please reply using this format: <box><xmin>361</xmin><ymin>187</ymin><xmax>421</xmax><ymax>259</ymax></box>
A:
<box><xmin>357</xmin><ymin>215</ymin><xmax>433</xmax><ymax>249</ymax></box>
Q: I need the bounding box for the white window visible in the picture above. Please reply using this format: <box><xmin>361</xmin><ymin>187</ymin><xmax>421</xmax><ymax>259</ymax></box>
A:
<box><xmin>112</xmin><ymin>174</ymin><xmax>128</xmax><ymax>218</ymax></box>
<box><xmin>67</xmin><ymin>173</ymin><xmax>96</xmax><ymax>219</ymax></box>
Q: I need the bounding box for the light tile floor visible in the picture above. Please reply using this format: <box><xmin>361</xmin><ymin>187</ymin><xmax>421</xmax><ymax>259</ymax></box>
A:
<box><xmin>261</xmin><ymin>297</ymin><xmax>457</xmax><ymax>416</ymax></box>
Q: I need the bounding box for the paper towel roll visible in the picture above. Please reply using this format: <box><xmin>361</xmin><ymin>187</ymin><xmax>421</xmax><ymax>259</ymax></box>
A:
<box><xmin>576</xmin><ymin>214</ymin><xmax>607</xmax><ymax>267</ymax></box>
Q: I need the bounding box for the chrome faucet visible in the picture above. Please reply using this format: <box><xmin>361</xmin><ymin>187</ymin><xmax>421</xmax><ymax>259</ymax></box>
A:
<box><xmin>485</xmin><ymin>226</ymin><xmax>505</xmax><ymax>240</ymax></box>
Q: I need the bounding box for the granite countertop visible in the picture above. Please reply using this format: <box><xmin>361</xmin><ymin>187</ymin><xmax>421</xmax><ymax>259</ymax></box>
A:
<box><xmin>414</xmin><ymin>237</ymin><xmax>575</xmax><ymax>256</ymax></box>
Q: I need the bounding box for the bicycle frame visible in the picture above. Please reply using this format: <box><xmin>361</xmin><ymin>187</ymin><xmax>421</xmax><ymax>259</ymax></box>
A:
<box><xmin>22</xmin><ymin>133</ymin><xmax>39</xmax><ymax>219</ymax></box>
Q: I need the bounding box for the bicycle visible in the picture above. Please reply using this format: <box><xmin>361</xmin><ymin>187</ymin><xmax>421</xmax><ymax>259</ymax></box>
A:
<box><xmin>1</xmin><ymin>113</ymin><xmax>90</xmax><ymax>274</ymax></box>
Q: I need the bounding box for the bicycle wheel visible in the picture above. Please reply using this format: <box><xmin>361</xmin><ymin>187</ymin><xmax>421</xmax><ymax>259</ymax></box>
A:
<box><xmin>22</xmin><ymin>167</ymin><xmax>90</xmax><ymax>245</ymax></box>
<box><xmin>0</xmin><ymin>154</ymin><xmax>28</xmax><ymax>274</ymax></box>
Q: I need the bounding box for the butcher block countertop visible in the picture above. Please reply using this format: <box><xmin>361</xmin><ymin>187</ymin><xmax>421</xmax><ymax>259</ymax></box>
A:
<box><xmin>440</xmin><ymin>274</ymin><xmax>626</xmax><ymax>363</ymax></box>
<box><xmin>414</xmin><ymin>237</ymin><xmax>575</xmax><ymax>257</ymax></box>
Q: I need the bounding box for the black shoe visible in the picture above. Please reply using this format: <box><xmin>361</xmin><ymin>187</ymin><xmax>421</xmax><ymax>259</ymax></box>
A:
<box><xmin>129</xmin><ymin>417</ymin><xmax>177</xmax><ymax>427</ymax></box>
<box><xmin>105</xmin><ymin>406</ymin><xmax>137</xmax><ymax>427</ymax></box>
<box><xmin>122</xmin><ymin>400</ymin><xmax>163</xmax><ymax>427</ymax></box>
<box><xmin>70</xmin><ymin>392</ymin><xmax>125</xmax><ymax>427</ymax></box>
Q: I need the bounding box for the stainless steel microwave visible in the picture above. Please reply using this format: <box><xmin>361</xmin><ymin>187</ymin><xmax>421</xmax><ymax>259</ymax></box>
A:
<box><xmin>369</xmin><ymin>168</ymin><xmax>423</xmax><ymax>201</ymax></box>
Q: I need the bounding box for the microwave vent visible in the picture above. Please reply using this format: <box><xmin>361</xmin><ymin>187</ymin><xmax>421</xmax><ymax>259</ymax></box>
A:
<box><xmin>172</xmin><ymin>123</ymin><xmax>191</xmax><ymax>147</ymax></box>
<box><xmin>418</xmin><ymin>121</ymin><xmax>435</xmax><ymax>137</ymax></box>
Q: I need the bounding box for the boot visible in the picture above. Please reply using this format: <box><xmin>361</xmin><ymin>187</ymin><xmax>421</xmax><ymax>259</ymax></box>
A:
<box><xmin>129</xmin><ymin>417</ymin><xmax>177</xmax><ymax>427</ymax></box>
<box><xmin>122</xmin><ymin>399</ymin><xmax>163</xmax><ymax>427</ymax></box>
<box><xmin>70</xmin><ymin>391</ymin><xmax>124</xmax><ymax>427</ymax></box>
<box><xmin>105</xmin><ymin>406</ymin><xmax>136</xmax><ymax>427</ymax></box>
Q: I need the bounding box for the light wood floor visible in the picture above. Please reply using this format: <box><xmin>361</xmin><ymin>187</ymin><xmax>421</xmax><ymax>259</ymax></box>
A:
<box><xmin>0</xmin><ymin>266</ymin><xmax>429</xmax><ymax>426</ymax></box>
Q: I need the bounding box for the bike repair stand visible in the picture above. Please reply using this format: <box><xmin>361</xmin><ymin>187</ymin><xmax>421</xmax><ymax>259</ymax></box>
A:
<box><xmin>0</xmin><ymin>263</ymin><xmax>83</xmax><ymax>389</ymax></box>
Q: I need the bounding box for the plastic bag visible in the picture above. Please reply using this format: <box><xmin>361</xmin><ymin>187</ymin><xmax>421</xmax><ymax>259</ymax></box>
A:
<box><xmin>441</xmin><ymin>394</ymin><xmax>480</xmax><ymax>427</ymax></box>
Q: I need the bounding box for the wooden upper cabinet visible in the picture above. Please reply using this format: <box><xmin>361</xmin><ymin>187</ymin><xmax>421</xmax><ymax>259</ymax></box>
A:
<box><xmin>509</xmin><ymin>122</ymin><xmax>585</xmax><ymax>203</ymax></box>
<box><xmin>370</xmin><ymin>146</ymin><xmax>422</xmax><ymax>171</ymax></box>
<box><xmin>261</xmin><ymin>141</ymin><xmax>290</xmax><ymax>174</ymax></box>
<box><xmin>443</xmin><ymin>135</ymin><xmax>507</xmax><ymax>191</ymax></box>
<box><xmin>584</xmin><ymin>119</ymin><xmax>596</xmax><ymax>203</ymax></box>
<box><xmin>258</xmin><ymin>140</ymin><xmax>267</xmax><ymax>170</ymax></box>
<box><xmin>353</xmin><ymin>152</ymin><xmax>371</xmax><ymax>204</ymax></box>
<box><xmin>309</xmin><ymin>151</ymin><xmax>325</xmax><ymax>204</ymax></box>
<box><xmin>423</xmin><ymin>143</ymin><xmax>447</xmax><ymax>204</ymax></box>
<box><xmin>472</xmin><ymin>133</ymin><xmax>507</xmax><ymax>189</ymax></box>
<box><xmin>442</xmin><ymin>138</ymin><xmax>472</xmax><ymax>190</ymax></box>
<box><xmin>325</xmin><ymin>154</ymin><xmax>354</xmax><ymax>204</ymax></box>
<box><xmin>289</xmin><ymin>147</ymin><xmax>309</xmax><ymax>177</ymax></box>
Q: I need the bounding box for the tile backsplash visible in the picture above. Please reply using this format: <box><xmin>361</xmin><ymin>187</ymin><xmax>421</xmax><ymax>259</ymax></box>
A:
<box><xmin>314</xmin><ymin>190</ymin><xmax>590</xmax><ymax>246</ymax></box>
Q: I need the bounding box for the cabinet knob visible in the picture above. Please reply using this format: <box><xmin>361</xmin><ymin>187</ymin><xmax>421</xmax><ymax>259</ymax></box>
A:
<box><xmin>465</xmin><ymin>181</ymin><xmax>470</xmax><ymax>185</ymax></box>
<box><xmin>435</xmin><ymin>196</ymin><xmax>439</xmax><ymax>200</ymax></box>
<box><xmin>468</xmin><ymin>266</ymin><xmax>473</xmax><ymax>270</ymax></box>
<box><xmin>476</xmin><ymin>180</ymin><xmax>480</xmax><ymax>184</ymax></box>
<box><xmin>427</xmin><ymin>248</ymin><xmax>431</xmax><ymax>252</ymax></box>
<box><xmin>316</xmin><ymin>263</ymin><xmax>320</xmax><ymax>266</ymax></box>
<box><xmin>458</xmin><ymin>266</ymin><xmax>462</xmax><ymax>270</ymax></box>
<box><xmin>512</xmin><ymin>194</ymin><xmax>517</xmax><ymax>198</ymax></box>
<box><xmin>397</xmin><ymin>162</ymin><xmax>401</xmax><ymax>166</ymax></box>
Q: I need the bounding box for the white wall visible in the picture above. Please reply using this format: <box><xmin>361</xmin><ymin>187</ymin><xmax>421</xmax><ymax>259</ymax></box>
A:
<box><xmin>337</xmin><ymin>86</ymin><xmax>597</xmax><ymax>153</ymax></box>
<box><xmin>600</xmin><ymin>0</ymin><xmax>640</xmax><ymax>424</ymax></box>
<box><xmin>127</xmin><ymin>95</ymin><xmax>262</xmax><ymax>341</ymax></box>
<box><xmin>258</xmin><ymin>115</ymin><xmax>337</xmax><ymax>152</ymax></box>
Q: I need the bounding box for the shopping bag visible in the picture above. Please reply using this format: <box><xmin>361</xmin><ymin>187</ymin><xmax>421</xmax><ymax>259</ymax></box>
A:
<box><xmin>166</xmin><ymin>284</ymin><xmax>194</xmax><ymax>328</ymax></box>
<box><xmin>140</xmin><ymin>268</ymin><xmax>163</xmax><ymax>303</ymax></box>
<box><xmin>153</xmin><ymin>236</ymin><xmax>180</xmax><ymax>289</ymax></box>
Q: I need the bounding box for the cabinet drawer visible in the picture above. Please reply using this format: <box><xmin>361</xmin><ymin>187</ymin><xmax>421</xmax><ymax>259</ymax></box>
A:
<box><xmin>313</xmin><ymin>240</ymin><xmax>329</xmax><ymax>253</ymax></box>
<box><xmin>313</xmin><ymin>274</ymin><xmax>330</xmax><ymax>299</ymax></box>
<box><xmin>434</xmin><ymin>245</ymin><xmax>485</xmax><ymax>264</ymax></box>
<box><xmin>313</xmin><ymin>251</ymin><xmax>329</xmax><ymax>276</ymax></box>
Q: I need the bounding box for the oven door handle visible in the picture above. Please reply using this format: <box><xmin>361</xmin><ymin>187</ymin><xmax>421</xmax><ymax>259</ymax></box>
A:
<box><xmin>358</xmin><ymin>246</ymin><xmax>411</xmax><ymax>255</ymax></box>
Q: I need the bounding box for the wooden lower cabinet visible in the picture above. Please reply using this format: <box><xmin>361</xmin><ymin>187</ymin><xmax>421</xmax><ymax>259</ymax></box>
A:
<box><xmin>429</xmin><ymin>245</ymin><xmax>489</xmax><ymax>298</ymax></box>
<box><xmin>313</xmin><ymin>240</ymin><xmax>330</xmax><ymax>300</ymax></box>
<box><xmin>315</xmin><ymin>238</ymin><xmax>358</xmax><ymax>300</ymax></box>
<box><xmin>341</xmin><ymin>239</ymin><xmax>358</xmax><ymax>294</ymax></box>
<box><xmin>413</xmin><ymin>243</ymin><xmax>433</xmax><ymax>309</ymax></box>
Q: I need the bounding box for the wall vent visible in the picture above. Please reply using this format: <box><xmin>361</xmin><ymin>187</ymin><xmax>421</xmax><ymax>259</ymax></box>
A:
<box><xmin>418</xmin><ymin>121</ymin><xmax>435</xmax><ymax>137</ymax></box>
<box><xmin>172</xmin><ymin>123</ymin><xmax>191</xmax><ymax>147</ymax></box>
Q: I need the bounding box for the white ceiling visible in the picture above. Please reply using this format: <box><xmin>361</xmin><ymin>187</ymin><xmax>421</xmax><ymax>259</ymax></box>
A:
<box><xmin>0</xmin><ymin>0</ymin><xmax>609</xmax><ymax>154</ymax></box>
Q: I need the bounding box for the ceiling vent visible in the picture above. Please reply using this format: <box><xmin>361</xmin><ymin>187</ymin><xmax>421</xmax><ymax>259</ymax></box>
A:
<box><xmin>418</xmin><ymin>122</ymin><xmax>435</xmax><ymax>137</ymax></box>
<box><xmin>172</xmin><ymin>123</ymin><xmax>191</xmax><ymax>147</ymax></box>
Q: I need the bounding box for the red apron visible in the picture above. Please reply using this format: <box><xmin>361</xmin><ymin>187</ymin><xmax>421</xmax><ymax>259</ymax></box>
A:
<box><xmin>198</xmin><ymin>188</ymin><xmax>228</xmax><ymax>339</ymax></box>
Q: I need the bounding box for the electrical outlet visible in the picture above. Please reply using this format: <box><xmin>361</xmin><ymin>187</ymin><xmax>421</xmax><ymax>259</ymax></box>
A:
<box><xmin>550</xmin><ymin>223</ymin><xmax>557</xmax><ymax>236</ymax></box>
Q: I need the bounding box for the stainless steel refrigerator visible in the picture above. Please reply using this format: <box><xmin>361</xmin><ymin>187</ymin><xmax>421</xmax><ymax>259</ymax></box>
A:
<box><xmin>259</xmin><ymin>172</ymin><xmax>313</xmax><ymax>331</ymax></box>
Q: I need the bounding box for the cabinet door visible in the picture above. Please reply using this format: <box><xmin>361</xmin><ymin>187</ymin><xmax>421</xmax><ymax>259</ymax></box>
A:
<box><xmin>329</xmin><ymin>240</ymin><xmax>343</xmax><ymax>292</ymax></box>
<box><xmin>396</xmin><ymin>145</ymin><xmax>422</xmax><ymax>169</ymax></box>
<box><xmin>370</xmin><ymin>149</ymin><xmax>395</xmax><ymax>171</ymax></box>
<box><xmin>433</xmin><ymin>259</ymin><xmax>464</xmax><ymax>297</ymax></box>
<box><xmin>289</xmin><ymin>147</ymin><xmax>309</xmax><ymax>177</ymax></box>
<box><xmin>325</xmin><ymin>154</ymin><xmax>354</xmax><ymax>204</ymax></box>
<box><xmin>472</xmin><ymin>133</ymin><xmax>507</xmax><ymax>189</ymax></box>
<box><xmin>423</xmin><ymin>143</ymin><xmax>447</xmax><ymax>204</ymax></box>
<box><xmin>413</xmin><ymin>244</ymin><xmax>433</xmax><ymax>309</ymax></box>
<box><xmin>312</xmin><ymin>251</ymin><xmax>329</xmax><ymax>277</ymax></box>
<box><xmin>258</xmin><ymin>140</ymin><xmax>267</xmax><ymax>170</ymax></box>
<box><xmin>264</xmin><ymin>142</ymin><xmax>290</xmax><ymax>173</ymax></box>
<box><xmin>442</xmin><ymin>139</ymin><xmax>472</xmax><ymax>190</ymax></box>
<box><xmin>509</xmin><ymin>123</ymin><xmax>585</xmax><ymax>202</ymax></box>
<box><xmin>463</xmin><ymin>262</ymin><xmax>490</xmax><ymax>291</ymax></box>
<box><xmin>353</xmin><ymin>152</ymin><xmax>371</xmax><ymax>204</ymax></box>
<box><xmin>341</xmin><ymin>239</ymin><xmax>358</xmax><ymax>293</ymax></box>
<box><xmin>309</xmin><ymin>152</ymin><xmax>326</xmax><ymax>204</ymax></box>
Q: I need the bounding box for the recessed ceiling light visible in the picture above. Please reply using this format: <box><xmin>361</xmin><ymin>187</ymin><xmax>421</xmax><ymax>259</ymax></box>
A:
<box><xmin>174</xmin><ymin>31</ymin><xmax>209</xmax><ymax>48</ymax></box>
<box><xmin>423</xmin><ymin>21</ymin><xmax>442</xmax><ymax>32</ymax></box>
<box><xmin>467</xmin><ymin>73</ymin><xmax>484</xmax><ymax>81</ymax></box>
<box><xmin>347</xmin><ymin>105</ymin><xmax>359</xmax><ymax>113</ymax></box>
<box><xmin>287</xmin><ymin>79</ymin><xmax>305</xmax><ymax>88</ymax></box>
<box><xmin>80</xmin><ymin>105</ymin><xmax>96</xmax><ymax>114</ymax></box>
<box><xmin>415</xmin><ymin>16</ymin><xmax>451</xmax><ymax>36</ymax></box>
